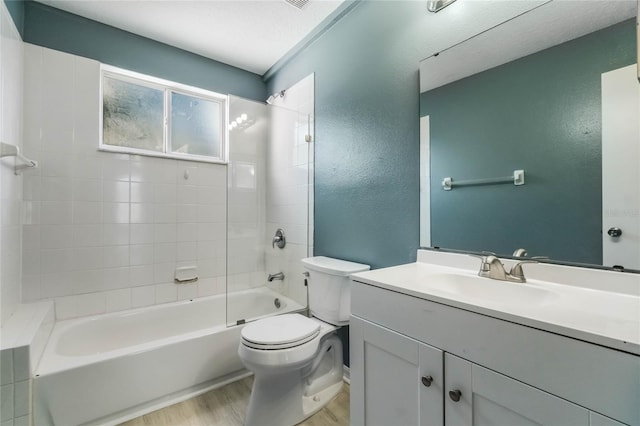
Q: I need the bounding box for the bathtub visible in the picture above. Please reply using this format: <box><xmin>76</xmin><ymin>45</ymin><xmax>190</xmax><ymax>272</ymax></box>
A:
<box><xmin>34</xmin><ymin>287</ymin><xmax>304</xmax><ymax>426</ymax></box>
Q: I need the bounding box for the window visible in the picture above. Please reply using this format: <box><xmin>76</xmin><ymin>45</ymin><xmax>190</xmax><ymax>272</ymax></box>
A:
<box><xmin>100</xmin><ymin>65</ymin><xmax>227</xmax><ymax>163</ymax></box>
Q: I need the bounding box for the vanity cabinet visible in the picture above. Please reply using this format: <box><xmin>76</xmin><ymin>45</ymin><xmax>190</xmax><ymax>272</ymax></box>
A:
<box><xmin>351</xmin><ymin>316</ymin><xmax>591</xmax><ymax>426</ymax></box>
<box><xmin>350</xmin><ymin>280</ymin><xmax>637</xmax><ymax>426</ymax></box>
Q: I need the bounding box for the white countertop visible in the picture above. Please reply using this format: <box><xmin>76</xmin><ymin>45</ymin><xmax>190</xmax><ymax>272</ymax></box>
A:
<box><xmin>351</xmin><ymin>257</ymin><xmax>640</xmax><ymax>355</ymax></box>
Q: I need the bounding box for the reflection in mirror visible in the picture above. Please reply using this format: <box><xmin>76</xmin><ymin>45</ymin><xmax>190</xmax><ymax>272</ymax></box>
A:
<box><xmin>419</xmin><ymin>1</ymin><xmax>639</xmax><ymax>270</ymax></box>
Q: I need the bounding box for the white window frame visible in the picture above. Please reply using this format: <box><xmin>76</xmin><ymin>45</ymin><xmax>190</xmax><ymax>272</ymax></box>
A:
<box><xmin>99</xmin><ymin>64</ymin><xmax>228</xmax><ymax>164</ymax></box>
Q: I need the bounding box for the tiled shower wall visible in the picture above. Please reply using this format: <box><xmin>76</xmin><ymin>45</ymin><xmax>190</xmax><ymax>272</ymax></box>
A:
<box><xmin>21</xmin><ymin>44</ymin><xmax>228</xmax><ymax>319</ymax></box>
<box><xmin>265</xmin><ymin>74</ymin><xmax>314</xmax><ymax>308</ymax></box>
<box><xmin>0</xmin><ymin>1</ymin><xmax>24</xmax><ymax>327</ymax></box>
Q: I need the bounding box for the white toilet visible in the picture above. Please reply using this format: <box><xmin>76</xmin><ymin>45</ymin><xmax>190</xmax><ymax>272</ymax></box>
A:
<box><xmin>238</xmin><ymin>256</ymin><xmax>370</xmax><ymax>426</ymax></box>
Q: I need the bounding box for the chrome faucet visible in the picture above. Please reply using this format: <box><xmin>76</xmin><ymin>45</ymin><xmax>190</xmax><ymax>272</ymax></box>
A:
<box><xmin>267</xmin><ymin>272</ymin><xmax>284</xmax><ymax>282</ymax></box>
<box><xmin>512</xmin><ymin>248</ymin><xmax>528</xmax><ymax>257</ymax></box>
<box><xmin>473</xmin><ymin>254</ymin><xmax>537</xmax><ymax>283</ymax></box>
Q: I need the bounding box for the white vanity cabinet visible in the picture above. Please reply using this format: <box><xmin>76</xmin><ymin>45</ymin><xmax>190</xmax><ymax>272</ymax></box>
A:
<box><xmin>350</xmin><ymin>279</ymin><xmax>637</xmax><ymax>426</ymax></box>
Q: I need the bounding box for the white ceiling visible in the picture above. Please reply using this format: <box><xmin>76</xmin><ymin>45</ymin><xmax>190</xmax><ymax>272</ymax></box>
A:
<box><xmin>35</xmin><ymin>0</ymin><xmax>346</xmax><ymax>75</ymax></box>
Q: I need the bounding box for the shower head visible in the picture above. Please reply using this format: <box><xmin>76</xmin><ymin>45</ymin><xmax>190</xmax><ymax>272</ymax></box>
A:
<box><xmin>266</xmin><ymin>90</ymin><xmax>286</xmax><ymax>105</ymax></box>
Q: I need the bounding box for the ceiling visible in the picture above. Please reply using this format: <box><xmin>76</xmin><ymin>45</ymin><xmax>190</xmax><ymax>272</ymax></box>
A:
<box><xmin>34</xmin><ymin>0</ymin><xmax>346</xmax><ymax>75</ymax></box>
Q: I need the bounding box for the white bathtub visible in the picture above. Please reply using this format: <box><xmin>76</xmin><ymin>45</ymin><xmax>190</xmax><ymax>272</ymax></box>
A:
<box><xmin>34</xmin><ymin>287</ymin><xmax>304</xmax><ymax>426</ymax></box>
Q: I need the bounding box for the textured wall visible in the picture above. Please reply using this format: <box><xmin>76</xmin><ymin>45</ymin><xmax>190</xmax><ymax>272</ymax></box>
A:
<box><xmin>421</xmin><ymin>20</ymin><xmax>636</xmax><ymax>265</ymax></box>
<box><xmin>19</xmin><ymin>1</ymin><xmax>266</xmax><ymax>102</ymax></box>
<box><xmin>265</xmin><ymin>1</ymin><xmax>426</xmax><ymax>269</ymax></box>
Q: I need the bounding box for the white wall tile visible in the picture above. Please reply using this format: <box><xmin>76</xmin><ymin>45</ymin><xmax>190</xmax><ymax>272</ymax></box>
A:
<box><xmin>176</xmin><ymin>186</ymin><xmax>197</xmax><ymax>204</ymax></box>
<box><xmin>75</xmin><ymin>292</ymin><xmax>106</xmax><ymax>317</ymax></box>
<box><xmin>130</xmin><ymin>244</ymin><xmax>153</xmax><ymax>266</ymax></box>
<box><xmin>101</xmin><ymin>267</ymin><xmax>129</xmax><ymax>291</ymax></box>
<box><xmin>153</xmin><ymin>262</ymin><xmax>175</xmax><ymax>284</ymax></box>
<box><xmin>102</xmin><ymin>180</ymin><xmax>129</xmax><ymax>203</ymax></box>
<box><xmin>176</xmin><ymin>204</ymin><xmax>197</xmax><ymax>223</ymax></box>
<box><xmin>22</xmin><ymin>225</ymin><xmax>40</xmax><ymax>250</ymax></box>
<box><xmin>0</xmin><ymin>350</ymin><xmax>13</xmax><ymax>386</ymax></box>
<box><xmin>129</xmin><ymin>265</ymin><xmax>154</xmax><ymax>287</ymax></box>
<box><xmin>54</xmin><ymin>296</ymin><xmax>77</xmax><ymax>320</ymax></box>
<box><xmin>11</xmin><ymin>348</ymin><xmax>28</xmax><ymax>383</ymax></box>
<box><xmin>105</xmin><ymin>288</ymin><xmax>131</xmax><ymax>312</ymax></box>
<box><xmin>102</xmin><ymin>202</ymin><xmax>129</xmax><ymax>223</ymax></box>
<box><xmin>103</xmin><ymin>246</ymin><xmax>129</xmax><ymax>268</ymax></box>
<box><xmin>70</xmin><ymin>247</ymin><xmax>102</xmax><ymax>271</ymax></box>
<box><xmin>176</xmin><ymin>242</ymin><xmax>197</xmax><ymax>262</ymax></box>
<box><xmin>130</xmin><ymin>203</ymin><xmax>153</xmax><ymax>224</ymax></box>
<box><xmin>40</xmin><ymin>201</ymin><xmax>72</xmax><ymax>224</ymax></box>
<box><xmin>153</xmin><ymin>204</ymin><xmax>177</xmax><ymax>224</ymax></box>
<box><xmin>102</xmin><ymin>224</ymin><xmax>129</xmax><ymax>246</ymax></box>
<box><xmin>130</xmin><ymin>182</ymin><xmax>154</xmax><ymax>203</ymax></box>
<box><xmin>73</xmin><ymin>225</ymin><xmax>102</xmax><ymax>247</ymax></box>
<box><xmin>154</xmin><ymin>283</ymin><xmax>177</xmax><ymax>304</ymax></box>
<box><xmin>153</xmin><ymin>243</ymin><xmax>176</xmax><ymax>263</ymax></box>
<box><xmin>130</xmin><ymin>224</ymin><xmax>154</xmax><ymax>245</ymax></box>
<box><xmin>154</xmin><ymin>224</ymin><xmax>177</xmax><ymax>243</ymax></box>
<box><xmin>13</xmin><ymin>380</ymin><xmax>30</xmax><ymax>418</ymax></box>
<box><xmin>177</xmin><ymin>283</ymin><xmax>197</xmax><ymax>300</ymax></box>
<box><xmin>0</xmin><ymin>384</ymin><xmax>14</xmax><ymax>421</ymax></box>
<box><xmin>72</xmin><ymin>179</ymin><xmax>102</xmax><ymax>202</ymax></box>
<box><xmin>101</xmin><ymin>156</ymin><xmax>130</xmax><ymax>182</ymax></box>
<box><xmin>131</xmin><ymin>285</ymin><xmax>155</xmax><ymax>308</ymax></box>
<box><xmin>153</xmin><ymin>184</ymin><xmax>176</xmax><ymax>204</ymax></box>
<box><xmin>72</xmin><ymin>201</ymin><xmax>102</xmax><ymax>224</ymax></box>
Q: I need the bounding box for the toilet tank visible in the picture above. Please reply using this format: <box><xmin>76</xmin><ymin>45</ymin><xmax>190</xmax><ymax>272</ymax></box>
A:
<box><xmin>301</xmin><ymin>256</ymin><xmax>370</xmax><ymax>326</ymax></box>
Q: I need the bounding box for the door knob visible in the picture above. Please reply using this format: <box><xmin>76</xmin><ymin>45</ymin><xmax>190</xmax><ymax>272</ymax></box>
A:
<box><xmin>607</xmin><ymin>227</ymin><xmax>622</xmax><ymax>237</ymax></box>
<box><xmin>449</xmin><ymin>389</ymin><xmax>462</xmax><ymax>402</ymax></box>
<box><xmin>421</xmin><ymin>376</ymin><xmax>433</xmax><ymax>387</ymax></box>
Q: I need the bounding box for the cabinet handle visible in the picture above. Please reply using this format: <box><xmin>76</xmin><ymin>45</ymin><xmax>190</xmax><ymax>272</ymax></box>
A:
<box><xmin>421</xmin><ymin>376</ymin><xmax>433</xmax><ymax>387</ymax></box>
<box><xmin>449</xmin><ymin>389</ymin><xmax>462</xmax><ymax>402</ymax></box>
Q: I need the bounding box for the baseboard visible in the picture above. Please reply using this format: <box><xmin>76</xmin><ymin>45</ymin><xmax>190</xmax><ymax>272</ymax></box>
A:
<box><xmin>343</xmin><ymin>365</ymin><xmax>350</xmax><ymax>384</ymax></box>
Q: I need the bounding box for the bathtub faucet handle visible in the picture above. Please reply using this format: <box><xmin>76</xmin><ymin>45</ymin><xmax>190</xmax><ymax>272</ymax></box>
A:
<box><xmin>272</xmin><ymin>228</ymin><xmax>286</xmax><ymax>249</ymax></box>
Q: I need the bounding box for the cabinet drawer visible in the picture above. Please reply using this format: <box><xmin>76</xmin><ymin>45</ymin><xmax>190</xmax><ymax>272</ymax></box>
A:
<box><xmin>352</xmin><ymin>280</ymin><xmax>640</xmax><ymax>425</ymax></box>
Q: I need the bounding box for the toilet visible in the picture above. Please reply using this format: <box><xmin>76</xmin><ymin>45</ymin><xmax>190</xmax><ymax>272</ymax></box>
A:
<box><xmin>238</xmin><ymin>256</ymin><xmax>370</xmax><ymax>426</ymax></box>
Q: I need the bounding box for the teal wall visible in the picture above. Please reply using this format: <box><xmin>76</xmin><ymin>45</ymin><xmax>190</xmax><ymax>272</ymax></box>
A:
<box><xmin>5</xmin><ymin>0</ymin><xmax>23</xmax><ymax>36</ymax></box>
<box><xmin>421</xmin><ymin>20</ymin><xmax>636</xmax><ymax>265</ymax></box>
<box><xmin>266</xmin><ymin>1</ymin><xmax>432</xmax><ymax>269</ymax></box>
<box><xmin>18</xmin><ymin>1</ymin><xmax>266</xmax><ymax>102</ymax></box>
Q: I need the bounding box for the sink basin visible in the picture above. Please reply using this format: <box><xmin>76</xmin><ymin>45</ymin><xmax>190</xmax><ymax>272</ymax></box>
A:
<box><xmin>426</xmin><ymin>273</ymin><xmax>559</xmax><ymax>307</ymax></box>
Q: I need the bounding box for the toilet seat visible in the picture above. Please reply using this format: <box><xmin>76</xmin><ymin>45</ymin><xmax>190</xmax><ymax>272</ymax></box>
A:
<box><xmin>241</xmin><ymin>314</ymin><xmax>321</xmax><ymax>350</ymax></box>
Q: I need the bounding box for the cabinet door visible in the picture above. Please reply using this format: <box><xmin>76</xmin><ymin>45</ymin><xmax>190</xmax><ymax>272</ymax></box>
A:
<box><xmin>444</xmin><ymin>353</ymin><xmax>590</xmax><ymax>426</ymax></box>
<box><xmin>351</xmin><ymin>316</ymin><xmax>443</xmax><ymax>426</ymax></box>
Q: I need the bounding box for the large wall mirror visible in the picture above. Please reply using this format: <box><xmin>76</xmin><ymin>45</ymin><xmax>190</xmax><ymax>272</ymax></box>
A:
<box><xmin>419</xmin><ymin>1</ymin><xmax>639</xmax><ymax>271</ymax></box>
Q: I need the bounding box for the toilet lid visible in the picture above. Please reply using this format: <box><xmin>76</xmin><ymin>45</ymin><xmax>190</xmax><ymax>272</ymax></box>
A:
<box><xmin>241</xmin><ymin>314</ymin><xmax>321</xmax><ymax>347</ymax></box>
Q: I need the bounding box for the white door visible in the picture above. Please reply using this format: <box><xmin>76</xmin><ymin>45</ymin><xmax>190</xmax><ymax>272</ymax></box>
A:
<box><xmin>602</xmin><ymin>64</ymin><xmax>640</xmax><ymax>270</ymax></box>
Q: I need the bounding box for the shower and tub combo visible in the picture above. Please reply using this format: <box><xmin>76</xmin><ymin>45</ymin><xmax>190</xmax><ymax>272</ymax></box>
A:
<box><xmin>31</xmin><ymin>83</ymin><xmax>317</xmax><ymax>425</ymax></box>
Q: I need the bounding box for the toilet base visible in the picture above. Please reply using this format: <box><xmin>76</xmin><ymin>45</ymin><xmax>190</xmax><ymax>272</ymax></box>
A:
<box><xmin>243</xmin><ymin>335</ymin><xmax>343</xmax><ymax>426</ymax></box>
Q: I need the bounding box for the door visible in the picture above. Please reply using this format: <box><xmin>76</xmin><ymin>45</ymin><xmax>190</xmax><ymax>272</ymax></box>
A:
<box><xmin>602</xmin><ymin>64</ymin><xmax>640</xmax><ymax>269</ymax></box>
<box><xmin>350</xmin><ymin>316</ymin><xmax>444</xmax><ymax>426</ymax></box>
<box><xmin>444</xmin><ymin>353</ymin><xmax>589</xmax><ymax>425</ymax></box>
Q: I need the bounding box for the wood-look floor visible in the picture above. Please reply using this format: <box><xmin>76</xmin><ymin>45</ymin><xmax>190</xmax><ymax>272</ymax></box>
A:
<box><xmin>120</xmin><ymin>377</ymin><xmax>349</xmax><ymax>426</ymax></box>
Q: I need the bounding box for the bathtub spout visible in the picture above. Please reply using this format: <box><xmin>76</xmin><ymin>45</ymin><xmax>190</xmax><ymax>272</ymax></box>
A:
<box><xmin>267</xmin><ymin>272</ymin><xmax>284</xmax><ymax>282</ymax></box>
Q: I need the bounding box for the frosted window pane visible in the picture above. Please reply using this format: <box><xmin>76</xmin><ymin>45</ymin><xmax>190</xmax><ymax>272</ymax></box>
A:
<box><xmin>103</xmin><ymin>76</ymin><xmax>164</xmax><ymax>152</ymax></box>
<box><xmin>170</xmin><ymin>92</ymin><xmax>221</xmax><ymax>157</ymax></box>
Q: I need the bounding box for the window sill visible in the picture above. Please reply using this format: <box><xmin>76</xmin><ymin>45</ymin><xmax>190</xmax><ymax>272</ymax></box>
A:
<box><xmin>98</xmin><ymin>145</ymin><xmax>227</xmax><ymax>165</ymax></box>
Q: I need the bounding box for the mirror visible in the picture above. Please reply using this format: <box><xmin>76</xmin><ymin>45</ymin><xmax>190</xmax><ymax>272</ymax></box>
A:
<box><xmin>419</xmin><ymin>1</ymin><xmax>639</xmax><ymax>270</ymax></box>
